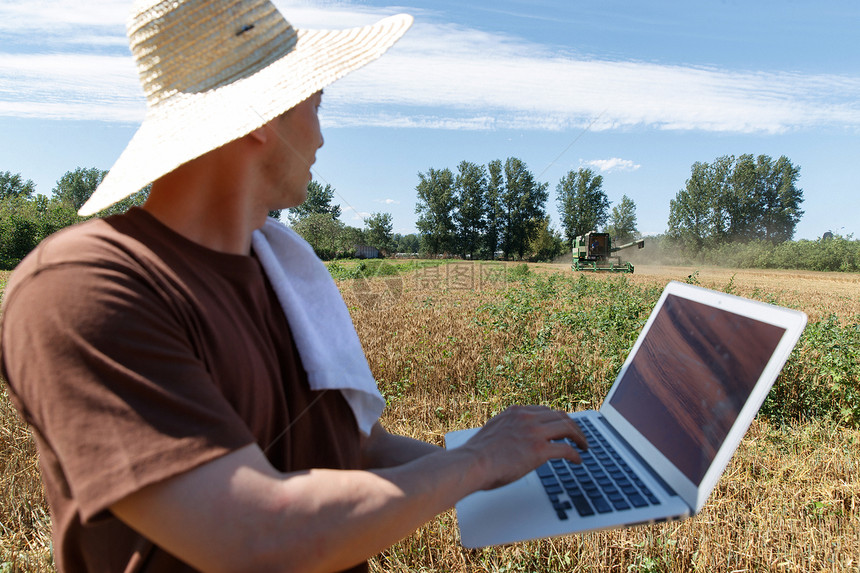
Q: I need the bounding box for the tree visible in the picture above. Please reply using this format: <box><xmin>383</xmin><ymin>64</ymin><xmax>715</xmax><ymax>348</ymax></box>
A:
<box><xmin>607</xmin><ymin>195</ymin><xmax>639</xmax><ymax>244</ymax></box>
<box><xmin>37</xmin><ymin>195</ymin><xmax>80</xmax><ymax>241</ymax></box>
<box><xmin>484</xmin><ymin>159</ymin><xmax>505</xmax><ymax>259</ymax></box>
<box><xmin>103</xmin><ymin>186</ymin><xmax>151</xmax><ymax>217</ymax></box>
<box><xmin>364</xmin><ymin>212</ymin><xmax>394</xmax><ymax>254</ymax></box>
<box><xmin>291</xmin><ymin>212</ymin><xmax>346</xmax><ymax>260</ymax></box>
<box><xmin>668</xmin><ymin>154</ymin><xmax>804</xmax><ymax>252</ymax></box>
<box><xmin>0</xmin><ymin>196</ymin><xmax>39</xmax><ymax>269</ymax></box>
<box><xmin>556</xmin><ymin>167</ymin><xmax>609</xmax><ymax>247</ymax></box>
<box><xmin>288</xmin><ymin>180</ymin><xmax>341</xmax><ymax>223</ymax></box>
<box><xmin>53</xmin><ymin>167</ymin><xmax>107</xmax><ymax>211</ymax></box>
<box><xmin>340</xmin><ymin>225</ymin><xmax>366</xmax><ymax>255</ymax></box>
<box><xmin>753</xmin><ymin>155</ymin><xmax>803</xmax><ymax>242</ymax></box>
<box><xmin>529</xmin><ymin>216</ymin><xmax>565</xmax><ymax>262</ymax></box>
<box><xmin>414</xmin><ymin>167</ymin><xmax>456</xmax><ymax>255</ymax></box>
<box><xmin>0</xmin><ymin>171</ymin><xmax>36</xmax><ymax>200</ymax></box>
<box><xmin>667</xmin><ymin>161</ymin><xmax>716</xmax><ymax>253</ymax></box>
<box><xmin>500</xmin><ymin>157</ymin><xmax>548</xmax><ymax>260</ymax></box>
<box><xmin>393</xmin><ymin>233</ymin><xmax>420</xmax><ymax>254</ymax></box>
<box><xmin>726</xmin><ymin>154</ymin><xmax>761</xmax><ymax>241</ymax></box>
<box><xmin>454</xmin><ymin>161</ymin><xmax>487</xmax><ymax>259</ymax></box>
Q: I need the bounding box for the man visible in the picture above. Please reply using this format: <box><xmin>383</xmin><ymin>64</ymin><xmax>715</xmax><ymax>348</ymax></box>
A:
<box><xmin>0</xmin><ymin>1</ymin><xmax>586</xmax><ymax>571</ymax></box>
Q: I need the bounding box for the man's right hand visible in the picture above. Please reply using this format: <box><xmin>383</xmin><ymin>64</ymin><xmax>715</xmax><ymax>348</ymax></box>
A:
<box><xmin>458</xmin><ymin>405</ymin><xmax>588</xmax><ymax>491</ymax></box>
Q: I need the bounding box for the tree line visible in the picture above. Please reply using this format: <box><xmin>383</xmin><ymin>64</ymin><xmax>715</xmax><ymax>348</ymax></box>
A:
<box><xmin>0</xmin><ymin>171</ymin><xmax>403</xmax><ymax>267</ymax></box>
<box><xmin>0</xmin><ymin>152</ymin><xmax>815</xmax><ymax>269</ymax></box>
<box><xmin>414</xmin><ymin>157</ymin><xmax>638</xmax><ymax>261</ymax></box>
<box><xmin>0</xmin><ymin>169</ymin><xmax>148</xmax><ymax>269</ymax></box>
<box><xmin>667</xmin><ymin>154</ymin><xmax>804</xmax><ymax>254</ymax></box>
<box><xmin>286</xmin><ymin>181</ymin><xmax>412</xmax><ymax>259</ymax></box>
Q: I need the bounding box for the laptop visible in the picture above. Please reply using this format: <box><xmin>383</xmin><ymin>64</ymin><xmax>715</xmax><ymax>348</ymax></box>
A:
<box><xmin>445</xmin><ymin>280</ymin><xmax>807</xmax><ymax>548</ymax></box>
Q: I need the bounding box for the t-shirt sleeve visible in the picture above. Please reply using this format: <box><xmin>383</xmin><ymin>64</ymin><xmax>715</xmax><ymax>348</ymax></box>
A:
<box><xmin>1</xmin><ymin>260</ymin><xmax>256</xmax><ymax>522</ymax></box>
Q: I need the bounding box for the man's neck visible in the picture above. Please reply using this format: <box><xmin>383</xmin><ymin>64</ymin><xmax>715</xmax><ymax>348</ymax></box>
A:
<box><xmin>142</xmin><ymin>145</ymin><xmax>269</xmax><ymax>256</ymax></box>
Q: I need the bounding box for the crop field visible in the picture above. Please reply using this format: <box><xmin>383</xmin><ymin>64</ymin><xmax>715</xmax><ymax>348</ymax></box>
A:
<box><xmin>2</xmin><ymin>264</ymin><xmax>859</xmax><ymax>571</ymax></box>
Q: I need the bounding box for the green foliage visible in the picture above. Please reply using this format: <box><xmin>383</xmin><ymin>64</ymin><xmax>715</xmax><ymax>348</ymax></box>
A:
<box><xmin>668</xmin><ymin>154</ymin><xmax>804</xmax><ymax>255</ymax></box>
<box><xmin>472</xmin><ymin>273</ymin><xmax>661</xmax><ymax>408</ymax></box>
<box><xmin>700</xmin><ymin>236</ymin><xmax>859</xmax><ymax>272</ymax></box>
<box><xmin>484</xmin><ymin>159</ymin><xmax>505</xmax><ymax>259</ymax></box>
<box><xmin>53</xmin><ymin>167</ymin><xmax>107</xmax><ymax>211</ymax></box>
<box><xmin>326</xmin><ymin>259</ymin><xmax>442</xmax><ymax>281</ymax></box>
<box><xmin>364</xmin><ymin>212</ymin><xmax>395</xmax><ymax>254</ymax></box>
<box><xmin>507</xmin><ymin>263</ymin><xmax>531</xmax><ymax>280</ymax></box>
<box><xmin>416</xmin><ymin>158</ymin><xmax>549</xmax><ymax>261</ymax></box>
<box><xmin>0</xmin><ymin>168</ymin><xmax>148</xmax><ymax>269</ymax></box>
<box><xmin>415</xmin><ymin>167</ymin><xmax>457</xmax><ymax>255</ymax></box>
<box><xmin>528</xmin><ymin>216</ymin><xmax>565</xmax><ymax>262</ymax></box>
<box><xmin>607</xmin><ymin>194</ymin><xmax>639</xmax><ymax>243</ymax></box>
<box><xmin>98</xmin><ymin>186</ymin><xmax>150</xmax><ymax>217</ymax></box>
<box><xmin>291</xmin><ymin>212</ymin><xmax>365</xmax><ymax>260</ymax></box>
<box><xmin>629</xmin><ymin>234</ymin><xmax>859</xmax><ymax>273</ymax></box>
<box><xmin>556</xmin><ymin>167</ymin><xmax>609</xmax><ymax>246</ymax></box>
<box><xmin>0</xmin><ymin>171</ymin><xmax>36</xmax><ymax>200</ymax></box>
<box><xmin>392</xmin><ymin>233</ymin><xmax>420</xmax><ymax>254</ymax></box>
<box><xmin>0</xmin><ymin>197</ymin><xmax>39</xmax><ymax>269</ymax></box>
<box><xmin>0</xmin><ymin>195</ymin><xmax>80</xmax><ymax>269</ymax></box>
<box><xmin>500</xmin><ymin>157</ymin><xmax>549</xmax><ymax>260</ymax></box>
<box><xmin>454</xmin><ymin>160</ymin><xmax>487</xmax><ymax>259</ymax></box>
<box><xmin>763</xmin><ymin>314</ymin><xmax>860</xmax><ymax>427</ymax></box>
<box><xmin>287</xmin><ymin>180</ymin><xmax>341</xmax><ymax>223</ymax></box>
<box><xmin>471</xmin><ymin>271</ymin><xmax>857</xmax><ymax>428</ymax></box>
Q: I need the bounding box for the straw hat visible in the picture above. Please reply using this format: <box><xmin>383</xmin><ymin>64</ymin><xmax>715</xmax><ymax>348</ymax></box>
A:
<box><xmin>78</xmin><ymin>0</ymin><xmax>412</xmax><ymax>216</ymax></box>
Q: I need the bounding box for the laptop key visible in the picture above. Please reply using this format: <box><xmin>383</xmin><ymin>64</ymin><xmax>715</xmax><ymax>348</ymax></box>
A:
<box><xmin>569</xmin><ymin>494</ymin><xmax>595</xmax><ymax>516</ymax></box>
<box><xmin>545</xmin><ymin>484</ymin><xmax>563</xmax><ymax>495</ymax></box>
<box><xmin>591</xmin><ymin>496</ymin><xmax>613</xmax><ymax>514</ymax></box>
<box><xmin>564</xmin><ymin>485</ymin><xmax>583</xmax><ymax>497</ymax></box>
<box><xmin>627</xmin><ymin>492</ymin><xmax>649</xmax><ymax>508</ymax></box>
<box><xmin>610</xmin><ymin>497</ymin><xmax>631</xmax><ymax>510</ymax></box>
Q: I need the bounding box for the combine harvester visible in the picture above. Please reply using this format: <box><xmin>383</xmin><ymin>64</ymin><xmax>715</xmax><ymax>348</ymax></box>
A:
<box><xmin>571</xmin><ymin>231</ymin><xmax>644</xmax><ymax>273</ymax></box>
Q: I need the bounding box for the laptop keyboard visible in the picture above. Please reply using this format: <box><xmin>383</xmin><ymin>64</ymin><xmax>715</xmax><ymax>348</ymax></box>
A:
<box><xmin>536</xmin><ymin>418</ymin><xmax>661</xmax><ymax>520</ymax></box>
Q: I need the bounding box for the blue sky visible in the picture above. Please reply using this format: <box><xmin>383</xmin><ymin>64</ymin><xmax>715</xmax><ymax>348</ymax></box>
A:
<box><xmin>1</xmin><ymin>0</ymin><xmax>858</xmax><ymax>240</ymax></box>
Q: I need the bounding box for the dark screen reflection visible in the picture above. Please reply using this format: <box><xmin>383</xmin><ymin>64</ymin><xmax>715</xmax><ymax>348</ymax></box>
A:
<box><xmin>609</xmin><ymin>294</ymin><xmax>784</xmax><ymax>484</ymax></box>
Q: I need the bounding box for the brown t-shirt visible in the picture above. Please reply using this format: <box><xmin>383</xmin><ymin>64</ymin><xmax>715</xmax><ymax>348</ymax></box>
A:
<box><xmin>1</xmin><ymin>208</ymin><xmax>365</xmax><ymax>572</ymax></box>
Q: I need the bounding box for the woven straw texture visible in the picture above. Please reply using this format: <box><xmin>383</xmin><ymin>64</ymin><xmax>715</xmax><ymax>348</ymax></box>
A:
<box><xmin>79</xmin><ymin>0</ymin><xmax>412</xmax><ymax>216</ymax></box>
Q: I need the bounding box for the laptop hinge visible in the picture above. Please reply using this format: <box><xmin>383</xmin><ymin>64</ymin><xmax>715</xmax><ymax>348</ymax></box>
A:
<box><xmin>597</xmin><ymin>414</ymin><xmax>677</xmax><ymax>497</ymax></box>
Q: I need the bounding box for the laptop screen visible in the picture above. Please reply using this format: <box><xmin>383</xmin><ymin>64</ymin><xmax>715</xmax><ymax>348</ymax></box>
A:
<box><xmin>608</xmin><ymin>294</ymin><xmax>785</xmax><ymax>485</ymax></box>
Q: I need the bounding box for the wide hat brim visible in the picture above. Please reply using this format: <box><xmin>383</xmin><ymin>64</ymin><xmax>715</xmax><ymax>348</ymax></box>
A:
<box><xmin>78</xmin><ymin>13</ymin><xmax>413</xmax><ymax>216</ymax></box>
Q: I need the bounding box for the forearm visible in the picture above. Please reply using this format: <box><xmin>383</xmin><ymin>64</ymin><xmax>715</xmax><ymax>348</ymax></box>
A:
<box><xmin>112</xmin><ymin>443</ymin><xmax>483</xmax><ymax>573</ymax></box>
<box><xmin>112</xmin><ymin>406</ymin><xmax>586</xmax><ymax>573</ymax></box>
<box><xmin>272</xmin><ymin>447</ymin><xmax>480</xmax><ymax>572</ymax></box>
<box><xmin>361</xmin><ymin>422</ymin><xmax>442</xmax><ymax>469</ymax></box>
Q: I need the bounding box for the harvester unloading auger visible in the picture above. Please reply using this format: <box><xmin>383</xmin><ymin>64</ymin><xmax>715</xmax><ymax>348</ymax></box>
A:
<box><xmin>571</xmin><ymin>231</ymin><xmax>644</xmax><ymax>273</ymax></box>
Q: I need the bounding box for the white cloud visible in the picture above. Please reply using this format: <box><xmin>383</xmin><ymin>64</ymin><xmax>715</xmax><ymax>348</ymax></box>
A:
<box><xmin>376</xmin><ymin>198</ymin><xmax>400</xmax><ymax>205</ymax></box>
<box><xmin>582</xmin><ymin>158</ymin><xmax>641</xmax><ymax>173</ymax></box>
<box><xmin>0</xmin><ymin>53</ymin><xmax>142</xmax><ymax>122</ymax></box>
<box><xmin>330</xmin><ymin>37</ymin><xmax>860</xmax><ymax>133</ymax></box>
<box><xmin>0</xmin><ymin>0</ymin><xmax>126</xmax><ymax>30</ymax></box>
<box><xmin>2</xmin><ymin>1</ymin><xmax>859</xmax><ymax>134</ymax></box>
<box><xmin>342</xmin><ymin>205</ymin><xmax>370</xmax><ymax>221</ymax></box>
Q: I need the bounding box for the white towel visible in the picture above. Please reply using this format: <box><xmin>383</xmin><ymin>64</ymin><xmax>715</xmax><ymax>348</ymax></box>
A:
<box><xmin>251</xmin><ymin>217</ymin><xmax>385</xmax><ymax>436</ymax></box>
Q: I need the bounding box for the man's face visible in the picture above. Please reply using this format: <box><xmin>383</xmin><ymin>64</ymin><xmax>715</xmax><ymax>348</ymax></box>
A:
<box><xmin>262</xmin><ymin>91</ymin><xmax>324</xmax><ymax>209</ymax></box>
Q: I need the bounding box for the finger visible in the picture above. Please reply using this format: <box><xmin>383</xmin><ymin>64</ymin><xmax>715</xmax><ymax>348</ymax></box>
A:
<box><xmin>544</xmin><ymin>440</ymin><xmax>583</xmax><ymax>465</ymax></box>
<box><xmin>538</xmin><ymin>413</ymin><xmax>589</xmax><ymax>452</ymax></box>
<box><xmin>568</xmin><ymin>420</ymin><xmax>589</xmax><ymax>452</ymax></box>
